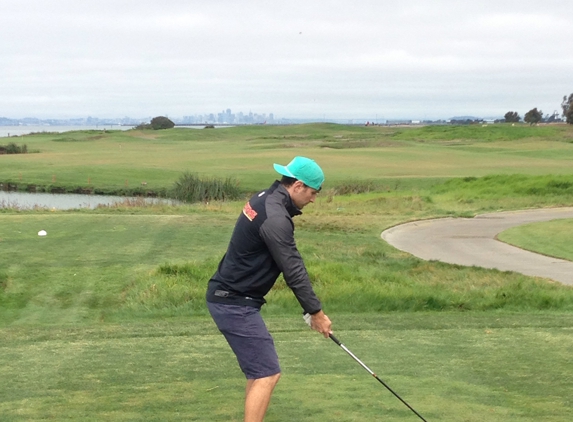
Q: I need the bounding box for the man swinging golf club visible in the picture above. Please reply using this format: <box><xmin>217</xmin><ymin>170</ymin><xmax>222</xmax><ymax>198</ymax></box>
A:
<box><xmin>206</xmin><ymin>156</ymin><xmax>332</xmax><ymax>421</ymax></box>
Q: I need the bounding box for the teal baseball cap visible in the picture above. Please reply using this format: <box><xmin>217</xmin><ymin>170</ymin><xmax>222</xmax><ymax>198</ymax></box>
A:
<box><xmin>273</xmin><ymin>156</ymin><xmax>324</xmax><ymax>190</ymax></box>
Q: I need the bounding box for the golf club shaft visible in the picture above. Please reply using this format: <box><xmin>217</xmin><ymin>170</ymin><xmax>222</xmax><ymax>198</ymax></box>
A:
<box><xmin>329</xmin><ymin>334</ymin><xmax>428</xmax><ymax>422</ymax></box>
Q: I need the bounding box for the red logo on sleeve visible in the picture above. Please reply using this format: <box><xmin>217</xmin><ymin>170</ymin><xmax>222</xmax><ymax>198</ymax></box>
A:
<box><xmin>242</xmin><ymin>201</ymin><xmax>258</xmax><ymax>221</ymax></box>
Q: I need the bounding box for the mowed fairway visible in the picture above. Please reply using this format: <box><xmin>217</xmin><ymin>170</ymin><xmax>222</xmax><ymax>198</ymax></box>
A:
<box><xmin>2</xmin><ymin>315</ymin><xmax>573</xmax><ymax>421</ymax></box>
<box><xmin>0</xmin><ymin>213</ymin><xmax>236</xmax><ymax>325</ymax></box>
<box><xmin>498</xmin><ymin>218</ymin><xmax>573</xmax><ymax>262</ymax></box>
<box><xmin>2</xmin><ymin>123</ymin><xmax>573</xmax><ymax>420</ymax></box>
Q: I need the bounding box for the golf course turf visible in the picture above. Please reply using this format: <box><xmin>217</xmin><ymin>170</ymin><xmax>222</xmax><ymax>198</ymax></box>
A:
<box><xmin>1</xmin><ymin>123</ymin><xmax>573</xmax><ymax>421</ymax></box>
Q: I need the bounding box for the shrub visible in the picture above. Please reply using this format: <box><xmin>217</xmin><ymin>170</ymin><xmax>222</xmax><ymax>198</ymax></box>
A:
<box><xmin>172</xmin><ymin>172</ymin><xmax>242</xmax><ymax>203</ymax></box>
<box><xmin>150</xmin><ymin>116</ymin><xmax>175</xmax><ymax>130</ymax></box>
<box><xmin>0</xmin><ymin>143</ymin><xmax>27</xmax><ymax>154</ymax></box>
<box><xmin>134</xmin><ymin>116</ymin><xmax>174</xmax><ymax>130</ymax></box>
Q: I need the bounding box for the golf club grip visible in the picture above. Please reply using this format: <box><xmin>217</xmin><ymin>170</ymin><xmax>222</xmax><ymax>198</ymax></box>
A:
<box><xmin>329</xmin><ymin>333</ymin><xmax>342</xmax><ymax>346</ymax></box>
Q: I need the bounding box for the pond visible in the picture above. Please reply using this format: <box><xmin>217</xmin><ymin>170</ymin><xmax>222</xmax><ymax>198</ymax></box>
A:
<box><xmin>0</xmin><ymin>191</ymin><xmax>179</xmax><ymax>210</ymax></box>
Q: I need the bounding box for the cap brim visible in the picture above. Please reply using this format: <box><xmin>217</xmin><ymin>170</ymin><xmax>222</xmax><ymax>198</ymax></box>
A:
<box><xmin>273</xmin><ymin>163</ymin><xmax>295</xmax><ymax>178</ymax></box>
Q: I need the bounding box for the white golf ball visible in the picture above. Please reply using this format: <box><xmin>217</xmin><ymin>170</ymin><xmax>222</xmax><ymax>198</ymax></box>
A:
<box><xmin>38</xmin><ymin>230</ymin><xmax>47</xmax><ymax>236</ymax></box>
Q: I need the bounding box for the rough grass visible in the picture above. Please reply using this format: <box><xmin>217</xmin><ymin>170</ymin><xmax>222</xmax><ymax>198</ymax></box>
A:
<box><xmin>391</xmin><ymin>123</ymin><xmax>570</xmax><ymax>142</ymax></box>
<box><xmin>427</xmin><ymin>174</ymin><xmax>573</xmax><ymax>215</ymax></box>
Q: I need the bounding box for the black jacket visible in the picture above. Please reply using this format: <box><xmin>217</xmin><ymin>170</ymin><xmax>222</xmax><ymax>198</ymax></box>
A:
<box><xmin>206</xmin><ymin>181</ymin><xmax>322</xmax><ymax>314</ymax></box>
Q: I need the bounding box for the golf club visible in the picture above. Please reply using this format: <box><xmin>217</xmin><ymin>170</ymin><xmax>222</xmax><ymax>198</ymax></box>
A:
<box><xmin>329</xmin><ymin>333</ymin><xmax>428</xmax><ymax>422</ymax></box>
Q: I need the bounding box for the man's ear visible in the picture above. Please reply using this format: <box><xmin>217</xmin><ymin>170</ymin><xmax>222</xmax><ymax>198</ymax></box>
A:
<box><xmin>292</xmin><ymin>180</ymin><xmax>306</xmax><ymax>191</ymax></box>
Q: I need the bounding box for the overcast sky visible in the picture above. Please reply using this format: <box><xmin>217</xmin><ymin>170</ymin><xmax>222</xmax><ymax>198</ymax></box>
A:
<box><xmin>2</xmin><ymin>0</ymin><xmax>572</xmax><ymax>120</ymax></box>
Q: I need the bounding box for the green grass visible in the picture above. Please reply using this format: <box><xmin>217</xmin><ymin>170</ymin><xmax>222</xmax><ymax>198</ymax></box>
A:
<box><xmin>2</xmin><ymin>123</ymin><xmax>573</xmax><ymax>420</ymax></box>
<box><xmin>1</xmin><ymin>314</ymin><xmax>572</xmax><ymax>421</ymax></box>
<box><xmin>427</xmin><ymin>174</ymin><xmax>573</xmax><ymax>213</ymax></box>
<box><xmin>498</xmin><ymin>219</ymin><xmax>573</xmax><ymax>262</ymax></box>
<box><xmin>2</xmin><ymin>210</ymin><xmax>573</xmax><ymax>326</ymax></box>
<box><xmin>391</xmin><ymin>123</ymin><xmax>572</xmax><ymax>142</ymax></box>
<box><xmin>0</xmin><ymin>213</ymin><xmax>234</xmax><ymax>325</ymax></box>
<box><xmin>3</xmin><ymin>124</ymin><xmax>573</xmax><ymax>195</ymax></box>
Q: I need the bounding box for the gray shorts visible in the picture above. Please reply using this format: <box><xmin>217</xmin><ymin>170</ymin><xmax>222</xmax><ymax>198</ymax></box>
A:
<box><xmin>207</xmin><ymin>301</ymin><xmax>281</xmax><ymax>379</ymax></box>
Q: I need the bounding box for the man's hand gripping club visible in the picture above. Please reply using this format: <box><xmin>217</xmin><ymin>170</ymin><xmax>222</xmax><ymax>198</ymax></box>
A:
<box><xmin>303</xmin><ymin>310</ymin><xmax>332</xmax><ymax>338</ymax></box>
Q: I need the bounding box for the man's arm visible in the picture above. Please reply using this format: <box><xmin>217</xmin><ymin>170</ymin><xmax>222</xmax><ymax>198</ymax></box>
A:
<box><xmin>259</xmin><ymin>216</ymin><xmax>322</xmax><ymax>314</ymax></box>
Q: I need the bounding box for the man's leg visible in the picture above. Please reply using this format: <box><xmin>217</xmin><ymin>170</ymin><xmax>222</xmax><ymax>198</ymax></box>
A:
<box><xmin>207</xmin><ymin>303</ymin><xmax>281</xmax><ymax>420</ymax></box>
<box><xmin>245</xmin><ymin>373</ymin><xmax>281</xmax><ymax>422</ymax></box>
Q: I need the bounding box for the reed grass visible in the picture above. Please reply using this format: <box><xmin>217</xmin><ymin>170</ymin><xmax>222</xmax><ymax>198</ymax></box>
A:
<box><xmin>172</xmin><ymin>172</ymin><xmax>242</xmax><ymax>203</ymax></box>
<box><xmin>0</xmin><ymin>142</ymin><xmax>28</xmax><ymax>153</ymax></box>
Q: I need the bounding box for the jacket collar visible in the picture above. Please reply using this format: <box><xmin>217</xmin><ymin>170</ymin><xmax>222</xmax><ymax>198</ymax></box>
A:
<box><xmin>271</xmin><ymin>180</ymin><xmax>302</xmax><ymax>217</ymax></box>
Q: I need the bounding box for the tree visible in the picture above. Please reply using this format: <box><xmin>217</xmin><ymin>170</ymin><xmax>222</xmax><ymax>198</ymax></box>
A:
<box><xmin>150</xmin><ymin>116</ymin><xmax>175</xmax><ymax>130</ymax></box>
<box><xmin>524</xmin><ymin>108</ymin><xmax>543</xmax><ymax>125</ymax></box>
<box><xmin>566</xmin><ymin>108</ymin><xmax>573</xmax><ymax>125</ymax></box>
<box><xmin>562</xmin><ymin>94</ymin><xmax>573</xmax><ymax>125</ymax></box>
<box><xmin>504</xmin><ymin>111</ymin><xmax>521</xmax><ymax>123</ymax></box>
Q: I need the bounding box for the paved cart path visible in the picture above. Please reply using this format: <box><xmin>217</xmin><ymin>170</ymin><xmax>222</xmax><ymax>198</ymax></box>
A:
<box><xmin>381</xmin><ymin>208</ymin><xmax>573</xmax><ymax>285</ymax></box>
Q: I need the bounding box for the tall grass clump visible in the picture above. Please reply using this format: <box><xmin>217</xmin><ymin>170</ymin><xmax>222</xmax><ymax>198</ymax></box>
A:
<box><xmin>332</xmin><ymin>180</ymin><xmax>377</xmax><ymax>195</ymax></box>
<box><xmin>120</xmin><ymin>260</ymin><xmax>218</xmax><ymax>316</ymax></box>
<box><xmin>431</xmin><ymin>174</ymin><xmax>573</xmax><ymax>199</ymax></box>
<box><xmin>262</xmin><ymin>260</ymin><xmax>573</xmax><ymax>314</ymax></box>
<box><xmin>0</xmin><ymin>142</ymin><xmax>28</xmax><ymax>154</ymax></box>
<box><xmin>430</xmin><ymin>174</ymin><xmax>573</xmax><ymax>211</ymax></box>
<box><xmin>172</xmin><ymin>172</ymin><xmax>242</xmax><ymax>203</ymax></box>
<box><xmin>125</xmin><ymin>252</ymin><xmax>573</xmax><ymax>317</ymax></box>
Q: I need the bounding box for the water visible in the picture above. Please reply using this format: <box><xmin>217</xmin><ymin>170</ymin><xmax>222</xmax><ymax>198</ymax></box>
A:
<box><xmin>0</xmin><ymin>125</ymin><xmax>133</xmax><ymax>138</ymax></box>
<box><xmin>0</xmin><ymin>125</ymin><xmax>233</xmax><ymax>137</ymax></box>
<box><xmin>177</xmin><ymin>125</ymin><xmax>234</xmax><ymax>129</ymax></box>
<box><xmin>0</xmin><ymin>191</ymin><xmax>179</xmax><ymax>210</ymax></box>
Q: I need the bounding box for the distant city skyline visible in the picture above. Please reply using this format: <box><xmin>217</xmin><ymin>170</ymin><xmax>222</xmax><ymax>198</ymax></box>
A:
<box><xmin>0</xmin><ymin>108</ymin><xmax>513</xmax><ymax>127</ymax></box>
<box><xmin>0</xmin><ymin>109</ymin><xmax>280</xmax><ymax>126</ymax></box>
